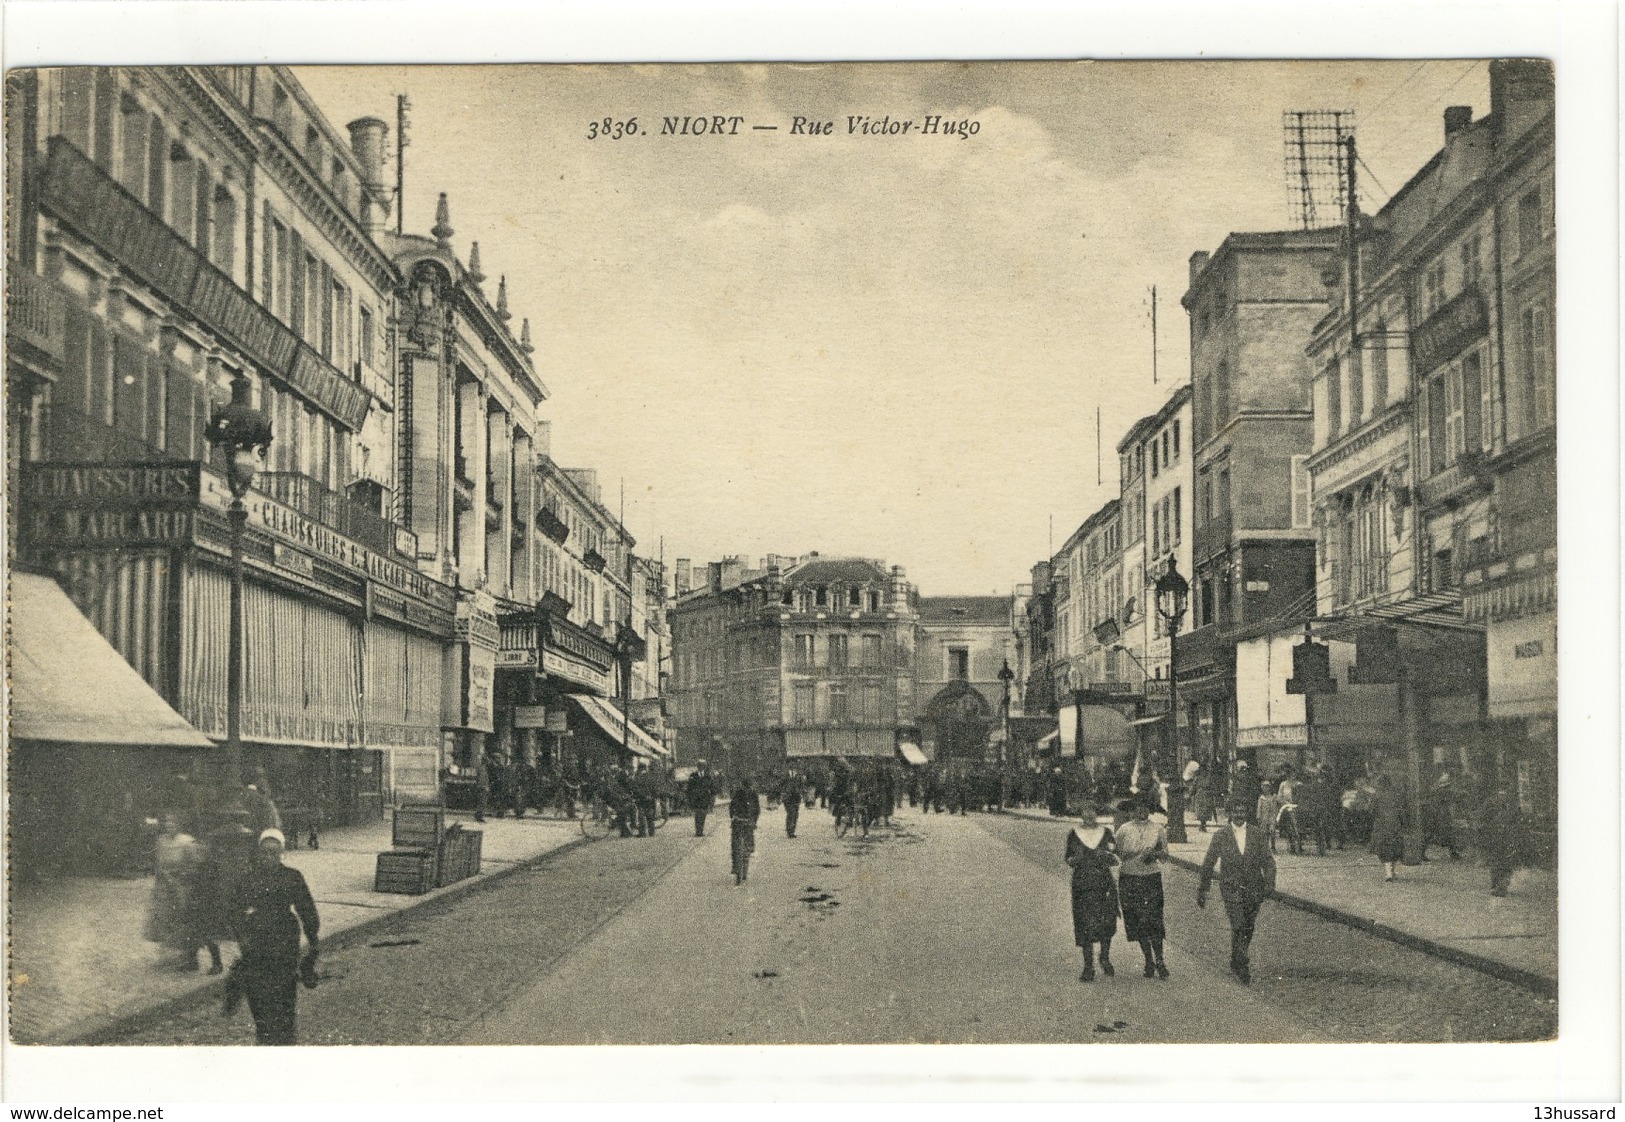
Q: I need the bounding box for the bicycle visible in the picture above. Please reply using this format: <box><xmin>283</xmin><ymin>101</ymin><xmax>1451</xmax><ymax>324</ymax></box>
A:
<box><xmin>579</xmin><ymin>793</ymin><xmax>623</xmax><ymax>839</ymax></box>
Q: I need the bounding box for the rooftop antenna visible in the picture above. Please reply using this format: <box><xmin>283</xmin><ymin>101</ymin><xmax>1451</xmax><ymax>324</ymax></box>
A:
<box><xmin>1096</xmin><ymin>406</ymin><xmax>1102</xmax><ymax>486</ymax></box>
<box><xmin>395</xmin><ymin>94</ymin><xmax>411</xmax><ymax>236</ymax></box>
<box><xmin>1150</xmin><ymin>285</ymin><xmax>1158</xmax><ymax>385</ymax></box>
<box><xmin>1282</xmin><ymin>110</ymin><xmax>1355</xmax><ymax>229</ymax></box>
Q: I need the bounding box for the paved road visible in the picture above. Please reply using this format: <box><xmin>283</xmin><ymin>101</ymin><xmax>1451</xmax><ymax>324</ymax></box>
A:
<box><xmin>113</xmin><ymin>806</ymin><xmax>1554</xmax><ymax>1045</ymax></box>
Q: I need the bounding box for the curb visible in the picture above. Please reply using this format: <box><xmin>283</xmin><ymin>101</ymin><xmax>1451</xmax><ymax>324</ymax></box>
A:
<box><xmin>40</xmin><ymin>833</ymin><xmax>597</xmax><ymax>1047</ymax></box>
<box><xmin>998</xmin><ymin>805</ymin><xmax>1556</xmax><ymax>1000</ymax></box>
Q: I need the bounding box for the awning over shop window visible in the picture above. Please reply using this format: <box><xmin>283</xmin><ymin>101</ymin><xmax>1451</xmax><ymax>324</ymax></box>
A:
<box><xmin>8</xmin><ymin>574</ymin><xmax>213</xmax><ymax>748</ymax></box>
<box><xmin>897</xmin><ymin>742</ymin><xmax>929</xmax><ymax>766</ymax></box>
<box><xmin>567</xmin><ymin>693</ymin><xmax>668</xmax><ymax>759</ymax></box>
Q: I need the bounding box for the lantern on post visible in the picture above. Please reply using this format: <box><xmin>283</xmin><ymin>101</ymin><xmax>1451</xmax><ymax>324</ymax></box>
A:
<box><xmin>1154</xmin><ymin>558</ymin><xmax>1190</xmax><ymax>842</ymax></box>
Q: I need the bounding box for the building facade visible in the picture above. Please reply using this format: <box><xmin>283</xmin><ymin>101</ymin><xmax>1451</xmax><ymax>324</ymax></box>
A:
<box><xmin>8</xmin><ymin>66</ymin><xmax>453</xmax><ymax>838</ymax></box>
<box><xmin>668</xmin><ymin>554</ymin><xmax>919</xmax><ymax>777</ymax></box>
<box><xmin>1181</xmin><ymin>228</ymin><xmax>1338</xmax><ymax>771</ymax></box>
<box><xmin>914</xmin><ymin>596</ymin><xmax>1018</xmax><ymax>766</ymax></box>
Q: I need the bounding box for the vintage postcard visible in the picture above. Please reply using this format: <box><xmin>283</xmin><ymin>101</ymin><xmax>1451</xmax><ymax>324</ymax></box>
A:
<box><xmin>1</xmin><ymin>1</ymin><xmax>1617</xmax><ymax>1109</ymax></box>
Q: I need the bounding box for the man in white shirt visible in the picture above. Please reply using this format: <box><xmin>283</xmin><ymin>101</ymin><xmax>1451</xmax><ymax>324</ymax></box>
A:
<box><xmin>1197</xmin><ymin>798</ymin><xmax>1278</xmax><ymax>983</ymax></box>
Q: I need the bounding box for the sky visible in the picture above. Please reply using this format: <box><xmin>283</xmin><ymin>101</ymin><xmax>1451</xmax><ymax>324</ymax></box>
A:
<box><xmin>293</xmin><ymin>61</ymin><xmax>1492</xmax><ymax>595</ymax></box>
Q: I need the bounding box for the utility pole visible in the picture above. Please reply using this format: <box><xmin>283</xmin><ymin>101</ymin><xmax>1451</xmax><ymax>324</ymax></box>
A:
<box><xmin>396</xmin><ymin>95</ymin><xmax>410</xmax><ymax>236</ymax></box>
<box><xmin>1344</xmin><ymin>133</ymin><xmax>1361</xmax><ymax>389</ymax></box>
<box><xmin>1150</xmin><ymin>284</ymin><xmax>1158</xmax><ymax>385</ymax></box>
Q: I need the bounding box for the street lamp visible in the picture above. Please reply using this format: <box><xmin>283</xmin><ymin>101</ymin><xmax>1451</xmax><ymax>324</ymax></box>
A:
<box><xmin>205</xmin><ymin>376</ymin><xmax>272</xmax><ymax>794</ymax></box>
<box><xmin>1154</xmin><ymin>557</ymin><xmax>1190</xmax><ymax>843</ymax></box>
<box><xmin>997</xmin><ymin>659</ymin><xmax>1015</xmax><ymax>810</ymax></box>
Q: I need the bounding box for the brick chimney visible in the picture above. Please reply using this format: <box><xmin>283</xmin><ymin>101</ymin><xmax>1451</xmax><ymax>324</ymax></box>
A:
<box><xmin>1489</xmin><ymin>58</ymin><xmax>1555</xmax><ymax>145</ymax></box>
<box><xmin>1188</xmin><ymin>250</ymin><xmax>1211</xmax><ymax>287</ymax></box>
<box><xmin>1443</xmin><ymin>105</ymin><xmax>1473</xmax><ymax>139</ymax></box>
<box><xmin>674</xmin><ymin>558</ymin><xmax>691</xmax><ymax>594</ymax></box>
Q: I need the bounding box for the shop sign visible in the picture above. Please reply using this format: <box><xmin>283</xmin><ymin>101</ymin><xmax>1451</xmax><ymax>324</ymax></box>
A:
<box><xmin>1143</xmin><ymin>680</ymin><xmax>1170</xmax><ymax>699</ymax></box>
<box><xmin>545</xmin><ymin>710</ymin><xmax>570</xmax><ymax>733</ymax></box>
<box><xmin>1237</xmin><ymin>724</ymin><xmax>1307</xmax><ymax>747</ymax></box>
<box><xmin>273</xmin><ymin>542</ymin><xmax>315</xmax><ymax>579</ymax></box>
<box><xmin>455</xmin><ymin>595</ymin><xmax>501</xmax><ymax>651</ymax></box>
<box><xmin>463</xmin><ymin>644</ymin><xmax>496</xmax><ymax>733</ymax></box>
<box><xmin>496</xmin><ymin>649</ymin><xmax>538</xmax><ymax>669</ymax></box>
<box><xmin>1412</xmin><ymin>288</ymin><xmax>1488</xmax><ymax>372</ymax></box>
<box><xmin>541</xmin><ymin>648</ymin><xmax>612</xmax><ymax>694</ymax></box>
<box><xmin>513</xmin><ymin>705</ymin><xmax>548</xmax><ymax>729</ymax></box>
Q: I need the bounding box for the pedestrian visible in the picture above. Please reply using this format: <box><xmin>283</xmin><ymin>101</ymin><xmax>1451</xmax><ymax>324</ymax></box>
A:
<box><xmin>473</xmin><ymin>750</ymin><xmax>490</xmax><ymax>823</ymax></box>
<box><xmin>1228</xmin><ymin>759</ymin><xmax>1261</xmax><ymax>819</ymax></box>
<box><xmin>1369</xmin><ymin>774</ymin><xmax>1407</xmax><ymax>881</ymax></box>
<box><xmin>1192</xmin><ymin>764</ymin><xmax>1219</xmax><ymax>832</ymax></box>
<box><xmin>607</xmin><ymin>765</ymin><xmax>636</xmax><ymax>838</ymax></box>
<box><xmin>1304</xmin><ymin>767</ymin><xmax>1340</xmax><ymax>854</ymax></box>
<box><xmin>511</xmin><ymin>755</ymin><xmax>535</xmax><ymax>819</ymax></box>
<box><xmin>1275</xmin><ymin>771</ymin><xmax>1303</xmax><ymax>855</ymax></box>
<box><xmin>631</xmin><ymin>763</ymin><xmax>660</xmax><ymax>837</ymax></box>
<box><xmin>145</xmin><ymin>813</ymin><xmax>209</xmax><ymax>972</ymax></box>
<box><xmin>1047</xmin><ymin>766</ymin><xmax>1068</xmax><ymax>817</ymax></box>
<box><xmin>1343</xmin><ymin>776</ymin><xmax>1375</xmax><ymax>846</ymax></box>
<box><xmin>1256</xmin><ymin>782</ymin><xmax>1282</xmax><ymax>855</ymax></box>
<box><xmin>1422</xmin><ymin>770</ymin><xmax>1463</xmax><ymax>860</ymax></box>
<box><xmin>729</xmin><ymin>776</ymin><xmax>761</xmax><ymax>885</ymax></box>
<box><xmin>1115</xmin><ymin>795</ymin><xmax>1170</xmax><ymax>979</ymax></box>
<box><xmin>1476</xmin><ymin>782</ymin><xmax>1522</xmax><ymax>897</ymax></box>
<box><xmin>779</xmin><ymin>770</ymin><xmax>804</xmax><ymax>838</ymax></box>
<box><xmin>1196</xmin><ymin>797</ymin><xmax>1277</xmax><ymax>985</ymax></box>
<box><xmin>686</xmin><ymin>759</ymin><xmax>718</xmax><ymax>837</ymax></box>
<box><xmin>226</xmin><ymin>828</ymin><xmax>319</xmax><ymax>1045</ymax></box>
<box><xmin>1065</xmin><ymin>800</ymin><xmax>1120</xmax><ymax>981</ymax></box>
<box><xmin>240</xmin><ymin>782</ymin><xmax>281</xmax><ymax>835</ymax></box>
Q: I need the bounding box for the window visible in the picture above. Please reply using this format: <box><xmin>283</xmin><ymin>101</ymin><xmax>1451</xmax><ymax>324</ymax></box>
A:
<box><xmin>828</xmin><ymin>683</ymin><xmax>848</xmax><ymax>723</ymax></box>
<box><xmin>793</xmin><ymin>683</ymin><xmax>815</xmax><ymax>725</ymax></box>
<box><xmin>1291</xmin><ymin>456</ymin><xmax>1312</xmax><ymax>529</ymax></box>
<box><xmin>1461</xmin><ymin>351</ymin><xmax>1483</xmax><ymax>455</ymax></box>
<box><xmin>1171</xmin><ymin>487</ymin><xmax>1182</xmax><ymax>546</ymax></box>
<box><xmin>867</xmin><ymin>590</ymin><xmax>881</xmax><ymax>612</ymax></box>
<box><xmin>1518</xmin><ymin>189</ymin><xmax>1544</xmax><ymax>256</ymax></box>
<box><xmin>359</xmin><ymin>306</ymin><xmax>375</xmax><ymax>367</ymax></box>
<box><xmin>146</xmin><ymin>121</ymin><xmax>166</xmax><ymax>219</ymax></box>
<box><xmin>1515</xmin><ymin>301</ymin><xmax>1553</xmax><ymax>440</ymax></box>
<box><xmin>794</xmin><ymin>634</ymin><xmax>814</xmax><ymax>668</ymax></box>
<box><xmin>1349</xmin><ymin>350</ymin><xmax>1364</xmax><ymax>424</ymax></box>
<box><xmin>1199</xmin><ymin>475</ymin><xmax>1212</xmax><ymax>528</ymax></box>
<box><xmin>1370</xmin><ymin>322</ymin><xmax>1389</xmax><ymax>409</ymax></box>
<box><xmin>814</xmin><ymin>586</ymin><xmax>828</xmax><ymax>607</ymax></box>
<box><xmin>1161</xmin><ymin>430</ymin><xmax>1171</xmax><ymax>468</ymax></box>
<box><xmin>169</xmin><ymin>145</ymin><xmax>195</xmax><ymax>243</ymax></box>
<box><xmin>1198</xmin><ymin>576</ymin><xmax>1214</xmax><ymax>627</ymax></box>
<box><xmin>1172</xmin><ymin>419</ymin><xmax>1180</xmax><ymax>460</ymax></box>
<box><xmin>1217</xmin><ymin>468</ymin><xmax>1231</xmax><ymax>518</ymax></box>
<box><xmin>860</xmin><ymin>684</ymin><xmax>882</xmax><ymax>723</ymax></box>
<box><xmin>1325</xmin><ymin>359</ymin><xmax>1342</xmax><ymax>438</ymax></box>
<box><xmin>1423</xmin><ymin>264</ymin><xmax>1446</xmax><ymax>315</ymax></box>
<box><xmin>1150</xmin><ymin>439</ymin><xmax>1159</xmax><ymax>479</ymax></box>
<box><xmin>848</xmin><ymin>587</ymin><xmax>861</xmax><ymax>607</ymax></box>
<box><xmin>861</xmin><ymin>634</ymin><xmax>883</xmax><ymax>668</ymax></box>
<box><xmin>827</xmin><ymin>633</ymin><xmax>848</xmax><ymax>671</ymax></box>
<box><xmin>1214</xmin><ymin>361</ymin><xmax>1230</xmax><ymax>426</ymax></box>
<box><xmin>949</xmin><ymin>648</ymin><xmax>970</xmax><ymax>681</ymax></box>
<box><xmin>1460</xmin><ymin>234</ymin><xmax>1483</xmax><ymax>290</ymax></box>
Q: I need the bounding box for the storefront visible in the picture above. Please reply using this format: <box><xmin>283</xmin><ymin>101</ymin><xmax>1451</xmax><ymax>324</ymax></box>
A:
<box><xmin>8</xmin><ymin>573</ymin><xmax>216</xmax><ymax>878</ymax></box>
<box><xmin>19</xmin><ymin>461</ymin><xmax>456</xmax><ymax>827</ymax></box>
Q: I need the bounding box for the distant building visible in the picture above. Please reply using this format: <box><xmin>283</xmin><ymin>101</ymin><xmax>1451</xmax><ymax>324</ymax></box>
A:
<box><xmin>667</xmin><ymin>554</ymin><xmax>917</xmax><ymax>777</ymax></box>
<box><xmin>915</xmin><ymin>596</ymin><xmax>1018</xmax><ymax>766</ymax></box>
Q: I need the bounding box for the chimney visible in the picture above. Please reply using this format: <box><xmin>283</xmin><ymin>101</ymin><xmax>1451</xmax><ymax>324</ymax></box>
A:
<box><xmin>708</xmin><ymin>561</ymin><xmax>723</xmax><ymax>594</ymax></box>
<box><xmin>1489</xmin><ymin>58</ymin><xmax>1554</xmax><ymax>145</ymax></box>
<box><xmin>1443</xmin><ymin>105</ymin><xmax>1473</xmax><ymax>139</ymax></box>
<box><xmin>888</xmin><ymin>564</ymin><xmax>910</xmax><ymax>610</ymax></box>
<box><xmin>675</xmin><ymin>558</ymin><xmax>691</xmax><ymax>594</ymax></box>
<box><xmin>1188</xmin><ymin>250</ymin><xmax>1211</xmax><ymax>287</ymax></box>
<box><xmin>345</xmin><ymin>117</ymin><xmax>389</xmax><ymax>234</ymax></box>
<box><xmin>721</xmin><ymin>556</ymin><xmax>745</xmax><ymax>587</ymax></box>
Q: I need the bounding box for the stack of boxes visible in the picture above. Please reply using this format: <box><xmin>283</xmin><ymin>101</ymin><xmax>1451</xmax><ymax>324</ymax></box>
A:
<box><xmin>374</xmin><ymin>807</ymin><xmax>483</xmax><ymax>895</ymax></box>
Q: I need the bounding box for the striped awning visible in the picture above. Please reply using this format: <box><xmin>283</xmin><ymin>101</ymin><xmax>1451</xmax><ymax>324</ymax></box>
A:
<box><xmin>567</xmin><ymin>693</ymin><xmax>668</xmax><ymax>759</ymax></box>
<box><xmin>8</xmin><ymin>574</ymin><xmax>213</xmax><ymax>748</ymax></box>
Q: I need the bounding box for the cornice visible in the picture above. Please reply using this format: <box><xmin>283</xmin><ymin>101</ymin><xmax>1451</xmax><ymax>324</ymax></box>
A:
<box><xmin>1306</xmin><ymin>402</ymin><xmax>1411</xmax><ymax>475</ymax></box>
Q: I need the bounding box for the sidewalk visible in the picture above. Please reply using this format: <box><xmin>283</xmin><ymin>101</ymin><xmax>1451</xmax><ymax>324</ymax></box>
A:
<box><xmin>1006</xmin><ymin>805</ymin><xmax>1557</xmax><ymax>995</ymax></box>
<box><xmin>6</xmin><ymin>810</ymin><xmax>587</xmax><ymax>1045</ymax></box>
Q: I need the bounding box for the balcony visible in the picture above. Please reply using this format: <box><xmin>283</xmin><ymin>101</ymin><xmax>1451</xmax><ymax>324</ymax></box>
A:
<box><xmin>1416</xmin><ymin>451</ymin><xmax>1490</xmax><ymax>510</ymax></box>
<box><xmin>257</xmin><ymin>471</ymin><xmax>403</xmax><ymax>557</ymax></box>
<box><xmin>583</xmin><ymin>547</ymin><xmax>607</xmax><ymax>574</ymax></box>
<box><xmin>537</xmin><ymin>506</ymin><xmax>570</xmax><ymax>544</ymax></box>
<box><xmin>354</xmin><ymin>359</ymin><xmax>394</xmax><ymax>412</ymax></box>
<box><xmin>7</xmin><ymin>267</ymin><xmax>66</xmax><ymax>368</ymax></box>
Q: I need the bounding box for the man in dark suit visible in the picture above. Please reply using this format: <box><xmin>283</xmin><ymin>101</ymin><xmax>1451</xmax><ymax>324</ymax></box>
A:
<box><xmin>686</xmin><ymin>761</ymin><xmax>718</xmax><ymax>837</ymax></box>
<box><xmin>1197</xmin><ymin>797</ymin><xmax>1278</xmax><ymax>984</ymax></box>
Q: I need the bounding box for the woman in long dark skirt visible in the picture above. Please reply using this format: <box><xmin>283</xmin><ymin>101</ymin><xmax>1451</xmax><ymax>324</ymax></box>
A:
<box><xmin>1369</xmin><ymin>774</ymin><xmax>1407</xmax><ymax>881</ymax></box>
<box><xmin>1114</xmin><ymin>795</ymin><xmax>1170</xmax><ymax>978</ymax></box>
<box><xmin>1065</xmin><ymin>800</ymin><xmax>1120</xmax><ymax>981</ymax></box>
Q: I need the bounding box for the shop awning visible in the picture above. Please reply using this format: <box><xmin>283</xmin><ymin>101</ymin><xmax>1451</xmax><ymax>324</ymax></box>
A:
<box><xmin>1128</xmin><ymin>715</ymin><xmax>1167</xmax><ymax>727</ymax></box>
<box><xmin>567</xmin><ymin>693</ymin><xmax>668</xmax><ymax>759</ymax></box>
<box><xmin>897</xmin><ymin>742</ymin><xmax>929</xmax><ymax>766</ymax></box>
<box><xmin>8</xmin><ymin>574</ymin><xmax>214</xmax><ymax>748</ymax></box>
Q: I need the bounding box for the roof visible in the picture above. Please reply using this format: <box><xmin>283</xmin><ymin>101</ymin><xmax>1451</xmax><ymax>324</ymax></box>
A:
<box><xmin>1184</xmin><ymin>227</ymin><xmax>1343</xmax><ymax>306</ymax></box>
<box><xmin>783</xmin><ymin>557</ymin><xmax>890</xmax><ymax>586</ymax></box>
<box><xmin>7</xmin><ymin>574</ymin><xmax>215</xmax><ymax>748</ymax></box>
<box><xmin>917</xmin><ymin>596</ymin><xmax>1012</xmax><ymax>625</ymax></box>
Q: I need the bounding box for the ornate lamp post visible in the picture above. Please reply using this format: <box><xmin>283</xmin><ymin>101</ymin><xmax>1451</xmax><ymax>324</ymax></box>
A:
<box><xmin>204</xmin><ymin>376</ymin><xmax>272</xmax><ymax>793</ymax></box>
<box><xmin>1154</xmin><ymin>558</ymin><xmax>1190</xmax><ymax>843</ymax></box>
<box><xmin>997</xmin><ymin>659</ymin><xmax>1015</xmax><ymax>810</ymax></box>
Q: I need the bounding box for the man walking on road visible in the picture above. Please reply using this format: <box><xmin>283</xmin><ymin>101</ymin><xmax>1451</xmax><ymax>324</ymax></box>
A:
<box><xmin>729</xmin><ymin>777</ymin><xmax>761</xmax><ymax>885</ymax></box>
<box><xmin>1197</xmin><ymin>797</ymin><xmax>1277</xmax><ymax>984</ymax></box>
<box><xmin>631</xmin><ymin>764</ymin><xmax>660</xmax><ymax>837</ymax></box>
<box><xmin>686</xmin><ymin>760</ymin><xmax>718</xmax><ymax>837</ymax></box>
<box><xmin>779</xmin><ymin>770</ymin><xmax>805</xmax><ymax>838</ymax></box>
<box><xmin>227</xmin><ymin>828</ymin><xmax>319</xmax><ymax>1044</ymax></box>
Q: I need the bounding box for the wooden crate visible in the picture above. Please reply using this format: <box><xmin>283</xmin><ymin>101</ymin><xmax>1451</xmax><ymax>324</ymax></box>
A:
<box><xmin>374</xmin><ymin>848</ymin><xmax>437</xmax><ymax>895</ymax></box>
<box><xmin>392</xmin><ymin>806</ymin><xmax>446</xmax><ymax>851</ymax></box>
<box><xmin>435</xmin><ymin>828</ymin><xmax>484</xmax><ymax>887</ymax></box>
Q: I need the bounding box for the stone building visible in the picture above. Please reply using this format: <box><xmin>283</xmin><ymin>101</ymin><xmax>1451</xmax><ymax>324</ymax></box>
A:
<box><xmin>667</xmin><ymin>554</ymin><xmax>917</xmax><ymax>777</ymax></box>
<box><xmin>914</xmin><ymin>596</ymin><xmax>1018</xmax><ymax>766</ymax></box>
<box><xmin>1180</xmin><ymin>227</ymin><xmax>1339</xmax><ymax>771</ymax></box>
<box><xmin>6</xmin><ymin>66</ymin><xmax>447</xmax><ymax>854</ymax></box>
